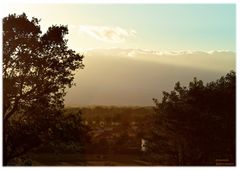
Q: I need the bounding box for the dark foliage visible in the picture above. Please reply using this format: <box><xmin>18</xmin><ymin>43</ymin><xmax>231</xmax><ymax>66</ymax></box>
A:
<box><xmin>53</xmin><ymin>111</ymin><xmax>90</xmax><ymax>144</ymax></box>
<box><xmin>3</xmin><ymin>13</ymin><xmax>84</xmax><ymax>165</ymax></box>
<box><xmin>149</xmin><ymin>71</ymin><xmax>235</xmax><ymax>165</ymax></box>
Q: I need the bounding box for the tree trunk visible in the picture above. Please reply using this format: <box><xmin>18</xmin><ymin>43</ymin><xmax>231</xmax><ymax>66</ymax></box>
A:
<box><xmin>3</xmin><ymin>121</ymin><xmax>9</xmax><ymax>166</ymax></box>
<box><xmin>177</xmin><ymin>140</ymin><xmax>184</xmax><ymax>166</ymax></box>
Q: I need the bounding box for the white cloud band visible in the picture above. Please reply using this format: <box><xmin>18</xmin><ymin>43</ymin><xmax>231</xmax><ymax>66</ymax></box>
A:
<box><xmin>85</xmin><ymin>48</ymin><xmax>235</xmax><ymax>72</ymax></box>
<box><xmin>79</xmin><ymin>25</ymin><xmax>136</xmax><ymax>43</ymax></box>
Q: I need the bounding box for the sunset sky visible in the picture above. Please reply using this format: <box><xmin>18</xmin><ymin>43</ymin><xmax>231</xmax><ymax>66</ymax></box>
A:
<box><xmin>4</xmin><ymin>3</ymin><xmax>236</xmax><ymax>106</ymax></box>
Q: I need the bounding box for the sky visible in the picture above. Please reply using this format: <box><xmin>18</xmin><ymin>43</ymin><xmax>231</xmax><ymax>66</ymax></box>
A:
<box><xmin>3</xmin><ymin>3</ymin><xmax>236</xmax><ymax>106</ymax></box>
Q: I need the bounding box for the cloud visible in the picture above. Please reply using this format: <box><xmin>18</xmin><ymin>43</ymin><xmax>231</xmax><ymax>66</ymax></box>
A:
<box><xmin>85</xmin><ymin>48</ymin><xmax>235</xmax><ymax>72</ymax></box>
<box><xmin>79</xmin><ymin>25</ymin><xmax>136</xmax><ymax>43</ymax></box>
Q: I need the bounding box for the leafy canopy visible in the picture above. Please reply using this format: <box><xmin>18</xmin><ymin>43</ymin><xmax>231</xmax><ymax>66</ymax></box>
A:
<box><xmin>150</xmin><ymin>71</ymin><xmax>235</xmax><ymax>165</ymax></box>
<box><xmin>3</xmin><ymin>13</ymin><xmax>84</xmax><ymax>164</ymax></box>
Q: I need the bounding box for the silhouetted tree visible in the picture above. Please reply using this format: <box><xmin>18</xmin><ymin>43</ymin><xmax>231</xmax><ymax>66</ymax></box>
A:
<box><xmin>52</xmin><ymin>111</ymin><xmax>90</xmax><ymax>146</ymax></box>
<box><xmin>3</xmin><ymin>13</ymin><xmax>84</xmax><ymax>165</ymax></box>
<box><xmin>149</xmin><ymin>71</ymin><xmax>235</xmax><ymax>165</ymax></box>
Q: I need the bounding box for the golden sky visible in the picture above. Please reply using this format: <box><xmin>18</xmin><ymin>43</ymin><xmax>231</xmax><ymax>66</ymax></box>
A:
<box><xmin>3</xmin><ymin>3</ymin><xmax>236</xmax><ymax>106</ymax></box>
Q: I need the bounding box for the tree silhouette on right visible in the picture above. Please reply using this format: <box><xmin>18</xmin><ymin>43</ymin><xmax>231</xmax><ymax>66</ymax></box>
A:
<box><xmin>149</xmin><ymin>71</ymin><xmax>235</xmax><ymax>166</ymax></box>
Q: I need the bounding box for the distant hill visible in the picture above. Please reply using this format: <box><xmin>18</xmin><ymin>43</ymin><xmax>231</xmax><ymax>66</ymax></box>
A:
<box><xmin>64</xmin><ymin>106</ymin><xmax>155</xmax><ymax>123</ymax></box>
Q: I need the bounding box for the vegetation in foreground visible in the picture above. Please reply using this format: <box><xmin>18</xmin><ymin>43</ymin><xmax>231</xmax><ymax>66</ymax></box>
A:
<box><xmin>3</xmin><ymin>13</ymin><xmax>84</xmax><ymax>165</ymax></box>
<box><xmin>148</xmin><ymin>71</ymin><xmax>235</xmax><ymax>165</ymax></box>
<box><xmin>5</xmin><ymin>72</ymin><xmax>236</xmax><ymax>166</ymax></box>
<box><xmin>3</xmin><ymin>13</ymin><xmax>235</xmax><ymax>166</ymax></box>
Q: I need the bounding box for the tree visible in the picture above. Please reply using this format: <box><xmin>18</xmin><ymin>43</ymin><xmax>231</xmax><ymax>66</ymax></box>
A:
<box><xmin>149</xmin><ymin>71</ymin><xmax>235</xmax><ymax>165</ymax></box>
<box><xmin>35</xmin><ymin>110</ymin><xmax>91</xmax><ymax>154</ymax></box>
<box><xmin>3</xmin><ymin>13</ymin><xmax>84</xmax><ymax>165</ymax></box>
<box><xmin>52</xmin><ymin>111</ymin><xmax>90</xmax><ymax>146</ymax></box>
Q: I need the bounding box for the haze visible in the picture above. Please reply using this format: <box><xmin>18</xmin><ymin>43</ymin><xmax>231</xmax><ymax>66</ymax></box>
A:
<box><xmin>65</xmin><ymin>49</ymin><xmax>235</xmax><ymax>106</ymax></box>
<box><xmin>3</xmin><ymin>3</ymin><xmax>236</xmax><ymax>106</ymax></box>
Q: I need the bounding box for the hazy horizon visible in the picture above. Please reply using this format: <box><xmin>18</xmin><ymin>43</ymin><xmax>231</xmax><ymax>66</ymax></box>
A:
<box><xmin>4</xmin><ymin>4</ymin><xmax>236</xmax><ymax>106</ymax></box>
<box><xmin>64</xmin><ymin>48</ymin><xmax>235</xmax><ymax>106</ymax></box>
